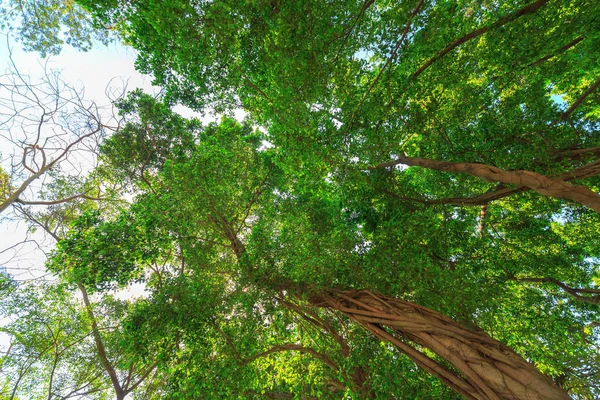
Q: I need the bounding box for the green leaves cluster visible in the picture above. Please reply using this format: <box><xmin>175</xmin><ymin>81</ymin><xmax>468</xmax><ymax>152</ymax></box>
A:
<box><xmin>47</xmin><ymin>209</ymin><xmax>169</xmax><ymax>292</ymax></box>
<box><xmin>0</xmin><ymin>0</ymin><xmax>113</xmax><ymax>56</ymax></box>
<box><xmin>4</xmin><ymin>0</ymin><xmax>600</xmax><ymax>398</ymax></box>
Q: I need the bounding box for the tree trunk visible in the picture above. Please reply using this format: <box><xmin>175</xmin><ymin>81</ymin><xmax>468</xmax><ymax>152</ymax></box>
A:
<box><xmin>310</xmin><ymin>290</ymin><xmax>570</xmax><ymax>400</ymax></box>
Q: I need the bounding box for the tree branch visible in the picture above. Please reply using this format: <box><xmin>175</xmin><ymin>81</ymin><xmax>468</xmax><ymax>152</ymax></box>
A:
<box><xmin>562</xmin><ymin>75</ymin><xmax>600</xmax><ymax>120</ymax></box>
<box><xmin>14</xmin><ymin>191</ymin><xmax>107</xmax><ymax>206</ymax></box>
<box><xmin>345</xmin><ymin>0</ymin><xmax>425</xmax><ymax>129</ymax></box>
<box><xmin>77</xmin><ymin>282</ymin><xmax>126</xmax><ymax>400</ymax></box>
<box><xmin>411</xmin><ymin>0</ymin><xmax>550</xmax><ymax>80</ymax></box>
<box><xmin>526</xmin><ymin>36</ymin><xmax>584</xmax><ymax>68</ymax></box>
<box><xmin>373</xmin><ymin>155</ymin><xmax>600</xmax><ymax>211</ymax></box>
<box><xmin>511</xmin><ymin>276</ymin><xmax>600</xmax><ymax>304</ymax></box>
<box><xmin>0</xmin><ymin>126</ymin><xmax>101</xmax><ymax>215</ymax></box>
<box><xmin>243</xmin><ymin>344</ymin><xmax>339</xmax><ymax>371</ymax></box>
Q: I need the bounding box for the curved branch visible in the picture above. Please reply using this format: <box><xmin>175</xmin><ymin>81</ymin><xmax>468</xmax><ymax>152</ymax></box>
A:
<box><xmin>373</xmin><ymin>155</ymin><xmax>600</xmax><ymax>211</ymax></box>
<box><xmin>562</xmin><ymin>75</ymin><xmax>600</xmax><ymax>120</ymax></box>
<box><xmin>526</xmin><ymin>36</ymin><xmax>584</xmax><ymax>68</ymax></box>
<box><xmin>384</xmin><ymin>156</ymin><xmax>600</xmax><ymax>207</ymax></box>
<box><xmin>77</xmin><ymin>282</ymin><xmax>126</xmax><ymax>400</ymax></box>
<box><xmin>411</xmin><ymin>0</ymin><xmax>550</xmax><ymax>80</ymax></box>
<box><xmin>14</xmin><ymin>191</ymin><xmax>107</xmax><ymax>206</ymax></box>
<box><xmin>0</xmin><ymin>126</ymin><xmax>101</xmax><ymax>215</ymax></box>
<box><xmin>512</xmin><ymin>276</ymin><xmax>600</xmax><ymax>304</ymax></box>
<box><xmin>345</xmin><ymin>0</ymin><xmax>425</xmax><ymax>129</ymax></box>
<box><xmin>243</xmin><ymin>343</ymin><xmax>339</xmax><ymax>371</ymax></box>
<box><xmin>311</xmin><ymin>290</ymin><xmax>571</xmax><ymax>400</ymax></box>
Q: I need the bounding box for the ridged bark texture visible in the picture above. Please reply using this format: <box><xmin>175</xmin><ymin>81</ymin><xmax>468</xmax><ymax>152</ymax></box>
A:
<box><xmin>311</xmin><ymin>290</ymin><xmax>571</xmax><ymax>400</ymax></box>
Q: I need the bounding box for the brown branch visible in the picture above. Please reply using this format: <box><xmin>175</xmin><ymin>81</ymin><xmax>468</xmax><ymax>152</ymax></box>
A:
<box><xmin>312</xmin><ymin>290</ymin><xmax>570</xmax><ymax>400</ymax></box>
<box><xmin>411</xmin><ymin>0</ymin><xmax>550</xmax><ymax>81</ymax></box>
<box><xmin>340</xmin><ymin>316</ymin><xmax>478</xmax><ymax>398</ymax></box>
<box><xmin>279</xmin><ymin>296</ymin><xmax>350</xmax><ymax>356</ymax></box>
<box><xmin>77</xmin><ymin>282</ymin><xmax>126</xmax><ymax>400</ymax></box>
<box><xmin>554</xmin><ymin>146</ymin><xmax>600</xmax><ymax>161</ymax></box>
<box><xmin>375</xmin><ymin>0</ymin><xmax>551</xmax><ymax>131</ymax></box>
<box><xmin>215</xmin><ymin>320</ymin><xmax>339</xmax><ymax>372</ymax></box>
<box><xmin>323</xmin><ymin>0</ymin><xmax>377</xmax><ymax>55</ymax></box>
<box><xmin>477</xmin><ymin>204</ymin><xmax>488</xmax><ymax>236</ymax></box>
<box><xmin>388</xmin><ymin>156</ymin><xmax>600</xmax><ymax>206</ymax></box>
<box><xmin>9</xmin><ymin>343</ymin><xmax>55</xmax><ymax>400</ymax></box>
<box><xmin>14</xmin><ymin>191</ymin><xmax>107</xmax><ymax>206</ymax></box>
<box><xmin>126</xmin><ymin>358</ymin><xmax>161</xmax><ymax>393</ymax></box>
<box><xmin>562</xmin><ymin>75</ymin><xmax>600</xmax><ymax>120</ymax></box>
<box><xmin>244</xmin><ymin>390</ymin><xmax>294</xmax><ymax>399</ymax></box>
<box><xmin>526</xmin><ymin>36</ymin><xmax>584</xmax><ymax>68</ymax></box>
<box><xmin>243</xmin><ymin>344</ymin><xmax>338</xmax><ymax>371</ymax></box>
<box><xmin>214</xmin><ymin>324</ymin><xmax>244</xmax><ymax>365</ymax></box>
<box><xmin>235</xmin><ymin>163</ymin><xmax>274</xmax><ymax>235</ymax></box>
<box><xmin>0</xmin><ymin>127</ymin><xmax>101</xmax><ymax>215</ymax></box>
<box><xmin>60</xmin><ymin>385</ymin><xmax>104</xmax><ymax>400</ymax></box>
<box><xmin>373</xmin><ymin>155</ymin><xmax>600</xmax><ymax>211</ymax></box>
<box><xmin>511</xmin><ymin>276</ymin><xmax>600</xmax><ymax>304</ymax></box>
<box><xmin>12</xmin><ymin>205</ymin><xmax>61</xmax><ymax>242</ymax></box>
<box><xmin>345</xmin><ymin>0</ymin><xmax>425</xmax><ymax>129</ymax></box>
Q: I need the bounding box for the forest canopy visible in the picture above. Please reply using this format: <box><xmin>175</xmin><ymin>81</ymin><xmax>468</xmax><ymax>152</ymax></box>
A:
<box><xmin>1</xmin><ymin>0</ymin><xmax>600</xmax><ymax>399</ymax></box>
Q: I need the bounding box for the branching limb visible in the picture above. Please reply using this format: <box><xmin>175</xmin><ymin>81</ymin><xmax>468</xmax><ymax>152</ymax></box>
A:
<box><xmin>77</xmin><ymin>282</ymin><xmax>126</xmax><ymax>400</ymax></box>
<box><xmin>373</xmin><ymin>155</ymin><xmax>600</xmax><ymax>211</ymax></box>
<box><xmin>511</xmin><ymin>276</ymin><xmax>600</xmax><ymax>304</ymax></box>
<box><xmin>562</xmin><ymin>76</ymin><xmax>600</xmax><ymax>120</ymax></box>
<box><xmin>411</xmin><ymin>0</ymin><xmax>549</xmax><ymax>81</ymax></box>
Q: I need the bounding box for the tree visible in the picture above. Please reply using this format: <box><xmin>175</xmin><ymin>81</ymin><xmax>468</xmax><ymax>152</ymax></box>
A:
<box><xmin>67</xmin><ymin>0</ymin><xmax>600</xmax><ymax>397</ymax></box>
<box><xmin>0</xmin><ymin>276</ymin><xmax>108</xmax><ymax>400</ymax></box>
<box><xmin>5</xmin><ymin>0</ymin><xmax>600</xmax><ymax>398</ymax></box>
<box><xmin>0</xmin><ymin>269</ymin><xmax>171</xmax><ymax>400</ymax></box>
<box><xmin>47</xmin><ymin>101</ymin><xmax>597</xmax><ymax>398</ymax></box>
<box><xmin>0</xmin><ymin>56</ymin><xmax>161</xmax><ymax>399</ymax></box>
<box><xmin>0</xmin><ymin>0</ymin><xmax>114</xmax><ymax>56</ymax></box>
<box><xmin>0</xmin><ymin>53</ymin><xmax>121</xmax><ymax>223</ymax></box>
<box><xmin>79</xmin><ymin>0</ymin><xmax>600</xmax><ymax>207</ymax></box>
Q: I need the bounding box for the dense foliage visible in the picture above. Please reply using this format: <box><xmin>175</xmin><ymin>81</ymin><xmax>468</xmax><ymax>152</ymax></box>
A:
<box><xmin>0</xmin><ymin>0</ymin><xmax>113</xmax><ymax>56</ymax></box>
<box><xmin>1</xmin><ymin>0</ymin><xmax>600</xmax><ymax>398</ymax></box>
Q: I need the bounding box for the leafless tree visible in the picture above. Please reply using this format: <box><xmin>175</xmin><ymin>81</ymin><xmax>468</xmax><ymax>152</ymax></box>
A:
<box><xmin>0</xmin><ymin>47</ymin><xmax>128</xmax><ymax>283</ymax></box>
<box><xmin>0</xmin><ymin>50</ymin><xmax>122</xmax><ymax>217</ymax></box>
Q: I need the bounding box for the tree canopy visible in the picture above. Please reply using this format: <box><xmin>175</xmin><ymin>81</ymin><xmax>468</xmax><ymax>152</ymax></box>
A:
<box><xmin>0</xmin><ymin>0</ymin><xmax>113</xmax><ymax>56</ymax></box>
<box><xmin>1</xmin><ymin>0</ymin><xmax>600</xmax><ymax>399</ymax></box>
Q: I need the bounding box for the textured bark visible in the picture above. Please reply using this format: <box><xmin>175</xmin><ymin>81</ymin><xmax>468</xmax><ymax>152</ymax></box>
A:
<box><xmin>383</xmin><ymin>158</ymin><xmax>600</xmax><ymax>207</ymax></box>
<box><xmin>311</xmin><ymin>290</ymin><xmax>571</xmax><ymax>400</ymax></box>
<box><xmin>374</xmin><ymin>155</ymin><xmax>600</xmax><ymax>212</ymax></box>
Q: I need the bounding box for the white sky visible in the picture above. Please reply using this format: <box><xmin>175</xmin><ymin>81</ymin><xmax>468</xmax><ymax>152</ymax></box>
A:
<box><xmin>0</xmin><ymin>39</ymin><xmax>161</xmax><ymax>283</ymax></box>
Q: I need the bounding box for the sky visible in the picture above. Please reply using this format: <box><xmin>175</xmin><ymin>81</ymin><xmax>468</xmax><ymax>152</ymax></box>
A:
<box><xmin>0</xmin><ymin>27</ymin><xmax>250</xmax><ymax>311</ymax></box>
<box><xmin>0</xmin><ymin>38</ymin><xmax>157</xmax><ymax>279</ymax></box>
<box><xmin>0</xmin><ymin>36</ymin><xmax>158</xmax><ymax>363</ymax></box>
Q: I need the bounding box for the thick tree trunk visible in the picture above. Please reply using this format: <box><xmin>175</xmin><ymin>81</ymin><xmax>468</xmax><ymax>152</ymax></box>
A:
<box><xmin>310</xmin><ymin>290</ymin><xmax>570</xmax><ymax>400</ymax></box>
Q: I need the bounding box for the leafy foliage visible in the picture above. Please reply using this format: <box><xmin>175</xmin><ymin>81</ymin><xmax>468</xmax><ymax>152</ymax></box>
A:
<box><xmin>0</xmin><ymin>165</ymin><xmax>9</xmax><ymax>203</ymax></box>
<box><xmin>0</xmin><ymin>0</ymin><xmax>113</xmax><ymax>56</ymax></box>
<box><xmin>3</xmin><ymin>0</ymin><xmax>600</xmax><ymax>398</ymax></box>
